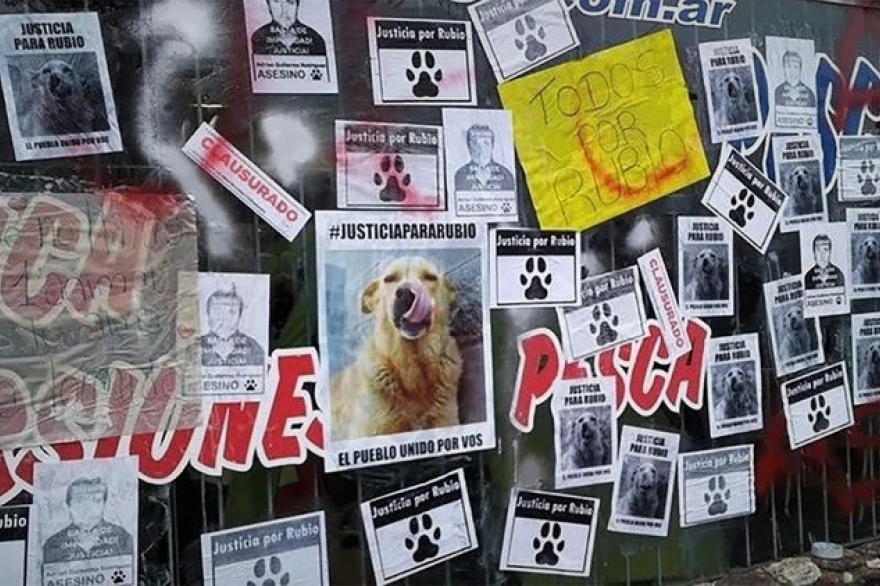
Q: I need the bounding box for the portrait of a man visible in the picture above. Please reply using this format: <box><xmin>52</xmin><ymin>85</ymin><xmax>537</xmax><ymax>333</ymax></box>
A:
<box><xmin>805</xmin><ymin>233</ymin><xmax>844</xmax><ymax>290</ymax></box>
<box><xmin>251</xmin><ymin>0</ymin><xmax>327</xmax><ymax>56</ymax></box>
<box><xmin>454</xmin><ymin>124</ymin><xmax>515</xmax><ymax>191</ymax></box>
<box><xmin>200</xmin><ymin>286</ymin><xmax>265</xmax><ymax>367</ymax></box>
<box><xmin>774</xmin><ymin>50</ymin><xmax>816</xmax><ymax>108</ymax></box>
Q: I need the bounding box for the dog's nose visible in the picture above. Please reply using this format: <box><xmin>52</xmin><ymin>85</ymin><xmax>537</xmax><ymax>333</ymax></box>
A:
<box><xmin>393</xmin><ymin>285</ymin><xmax>416</xmax><ymax>320</ymax></box>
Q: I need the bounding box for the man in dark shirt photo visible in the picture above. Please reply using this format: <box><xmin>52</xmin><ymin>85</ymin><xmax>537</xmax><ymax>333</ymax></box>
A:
<box><xmin>804</xmin><ymin>234</ymin><xmax>844</xmax><ymax>290</ymax></box>
<box><xmin>200</xmin><ymin>287</ymin><xmax>265</xmax><ymax>367</ymax></box>
<box><xmin>454</xmin><ymin>124</ymin><xmax>515</xmax><ymax>191</ymax></box>
<box><xmin>251</xmin><ymin>0</ymin><xmax>327</xmax><ymax>56</ymax></box>
<box><xmin>774</xmin><ymin>50</ymin><xmax>816</xmax><ymax>108</ymax></box>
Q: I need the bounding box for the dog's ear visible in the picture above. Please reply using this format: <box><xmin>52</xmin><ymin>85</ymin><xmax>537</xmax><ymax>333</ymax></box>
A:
<box><xmin>361</xmin><ymin>280</ymin><xmax>379</xmax><ymax>314</ymax></box>
<box><xmin>443</xmin><ymin>277</ymin><xmax>458</xmax><ymax>307</ymax></box>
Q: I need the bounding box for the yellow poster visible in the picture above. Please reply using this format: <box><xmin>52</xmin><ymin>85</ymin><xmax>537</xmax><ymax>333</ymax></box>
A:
<box><xmin>499</xmin><ymin>30</ymin><xmax>709</xmax><ymax>230</ymax></box>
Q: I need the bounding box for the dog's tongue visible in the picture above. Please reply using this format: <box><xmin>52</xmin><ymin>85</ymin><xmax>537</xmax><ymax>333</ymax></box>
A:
<box><xmin>403</xmin><ymin>283</ymin><xmax>433</xmax><ymax>323</ymax></box>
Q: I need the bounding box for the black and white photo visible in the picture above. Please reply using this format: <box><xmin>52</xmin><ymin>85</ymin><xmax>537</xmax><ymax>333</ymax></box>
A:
<box><xmin>0</xmin><ymin>506</ymin><xmax>29</xmax><ymax>585</ymax></box>
<box><xmin>852</xmin><ymin>313</ymin><xmax>880</xmax><ymax>406</ymax></box>
<box><xmin>678</xmin><ymin>445</ymin><xmax>755</xmax><ymax>527</ymax></box>
<box><xmin>767</xmin><ymin>36</ymin><xmax>818</xmax><ymax>132</ymax></box>
<box><xmin>838</xmin><ymin>137</ymin><xmax>880</xmax><ymax>202</ymax></box>
<box><xmin>799</xmin><ymin>223</ymin><xmax>849</xmax><ymax>317</ymax></box>
<box><xmin>707</xmin><ymin>333</ymin><xmax>763</xmax><ymax>439</ymax></box>
<box><xmin>678</xmin><ymin>216</ymin><xmax>734</xmax><ymax>317</ymax></box>
<box><xmin>781</xmin><ymin>362</ymin><xmax>854</xmax><ymax>450</ymax></box>
<box><xmin>764</xmin><ymin>275</ymin><xmax>824</xmax><ymax>377</ymax></box>
<box><xmin>699</xmin><ymin>38</ymin><xmax>761</xmax><ymax>144</ymax></box>
<box><xmin>773</xmin><ymin>134</ymin><xmax>827</xmax><ymax>232</ymax></box>
<box><xmin>849</xmin><ymin>208</ymin><xmax>880</xmax><ymax>300</ymax></box>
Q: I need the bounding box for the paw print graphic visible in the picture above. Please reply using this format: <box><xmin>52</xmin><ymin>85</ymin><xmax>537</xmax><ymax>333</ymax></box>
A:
<box><xmin>859</xmin><ymin>160</ymin><xmax>878</xmax><ymax>196</ymax></box>
<box><xmin>533</xmin><ymin>521</ymin><xmax>565</xmax><ymax>566</ymax></box>
<box><xmin>373</xmin><ymin>154</ymin><xmax>411</xmax><ymax>202</ymax></box>
<box><xmin>110</xmin><ymin>570</ymin><xmax>127</xmax><ymax>585</ymax></box>
<box><xmin>704</xmin><ymin>475</ymin><xmax>730</xmax><ymax>516</ymax></box>
<box><xmin>406</xmin><ymin>50</ymin><xmax>442</xmax><ymax>98</ymax></box>
<box><xmin>728</xmin><ymin>188</ymin><xmax>756</xmax><ymax>228</ymax></box>
<box><xmin>404</xmin><ymin>514</ymin><xmax>441</xmax><ymax>563</ymax></box>
<box><xmin>589</xmin><ymin>302</ymin><xmax>619</xmax><ymax>345</ymax></box>
<box><xmin>247</xmin><ymin>556</ymin><xmax>290</xmax><ymax>586</ymax></box>
<box><xmin>520</xmin><ymin>256</ymin><xmax>552</xmax><ymax>300</ymax></box>
<box><xmin>501</xmin><ymin>201</ymin><xmax>513</xmax><ymax>215</ymax></box>
<box><xmin>244</xmin><ymin>379</ymin><xmax>258</xmax><ymax>392</ymax></box>
<box><xmin>514</xmin><ymin>14</ymin><xmax>547</xmax><ymax>62</ymax></box>
<box><xmin>310</xmin><ymin>67</ymin><xmax>323</xmax><ymax>81</ymax></box>
<box><xmin>808</xmin><ymin>395</ymin><xmax>831</xmax><ymax>433</ymax></box>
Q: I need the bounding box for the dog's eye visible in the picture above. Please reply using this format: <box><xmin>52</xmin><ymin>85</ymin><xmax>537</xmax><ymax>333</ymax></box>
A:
<box><xmin>383</xmin><ymin>273</ymin><xmax>399</xmax><ymax>284</ymax></box>
<box><xmin>63</xmin><ymin>66</ymin><xmax>71</xmax><ymax>74</ymax></box>
<box><xmin>422</xmin><ymin>272</ymin><xmax>438</xmax><ymax>282</ymax></box>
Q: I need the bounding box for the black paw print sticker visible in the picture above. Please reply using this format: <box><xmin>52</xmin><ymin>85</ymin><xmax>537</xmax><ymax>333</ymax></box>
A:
<box><xmin>808</xmin><ymin>395</ymin><xmax>831</xmax><ymax>433</ymax></box>
<box><xmin>859</xmin><ymin>160</ymin><xmax>878</xmax><ymax>196</ymax></box>
<box><xmin>704</xmin><ymin>475</ymin><xmax>730</xmax><ymax>516</ymax></box>
<box><xmin>310</xmin><ymin>67</ymin><xmax>323</xmax><ymax>81</ymax></box>
<box><xmin>501</xmin><ymin>201</ymin><xmax>513</xmax><ymax>215</ymax></box>
<box><xmin>373</xmin><ymin>154</ymin><xmax>411</xmax><ymax>202</ymax></box>
<box><xmin>514</xmin><ymin>14</ymin><xmax>547</xmax><ymax>62</ymax></box>
<box><xmin>533</xmin><ymin>521</ymin><xmax>564</xmax><ymax>566</ymax></box>
<box><xmin>728</xmin><ymin>188</ymin><xmax>756</xmax><ymax>228</ymax></box>
<box><xmin>244</xmin><ymin>379</ymin><xmax>258</xmax><ymax>392</ymax></box>
<box><xmin>406</xmin><ymin>50</ymin><xmax>442</xmax><ymax>98</ymax></box>
<box><xmin>247</xmin><ymin>556</ymin><xmax>290</xmax><ymax>586</ymax></box>
<box><xmin>404</xmin><ymin>513</ymin><xmax>440</xmax><ymax>563</ymax></box>
<box><xmin>521</xmin><ymin>257</ymin><xmax>551</xmax><ymax>300</ymax></box>
<box><xmin>589</xmin><ymin>302</ymin><xmax>619</xmax><ymax>345</ymax></box>
<box><xmin>111</xmin><ymin>570</ymin><xmax>127</xmax><ymax>585</ymax></box>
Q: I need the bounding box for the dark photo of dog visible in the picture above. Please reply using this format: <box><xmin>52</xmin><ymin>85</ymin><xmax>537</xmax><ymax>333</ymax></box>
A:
<box><xmin>852</xmin><ymin>235</ymin><xmax>880</xmax><ymax>285</ymax></box>
<box><xmin>709</xmin><ymin>66</ymin><xmax>759</xmax><ymax>128</ymax></box>
<box><xmin>772</xmin><ymin>303</ymin><xmax>819</xmax><ymax>362</ymax></box>
<box><xmin>615</xmin><ymin>456</ymin><xmax>671</xmax><ymax>519</ymax></box>
<box><xmin>558</xmin><ymin>406</ymin><xmax>613</xmax><ymax>471</ymax></box>
<box><xmin>711</xmin><ymin>362</ymin><xmax>759</xmax><ymax>421</ymax></box>
<box><xmin>857</xmin><ymin>339</ymin><xmax>880</xmax><ymax>391</ymax></box>
<box><xmin>683</xmin><ymin>244</ymin><xmax>729</xmax><ymax>301</ymax></box>
<box><xmin>780</xmin><ymin>160</ymin><xmax>823</xmax><ymax>217</ymax></box>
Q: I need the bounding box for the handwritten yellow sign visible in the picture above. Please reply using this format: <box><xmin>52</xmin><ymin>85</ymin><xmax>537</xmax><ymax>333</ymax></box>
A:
<box><xmin>499</xmin><ymin>30</ymin><xmax>709</xmax><ymax>230</ymax></box>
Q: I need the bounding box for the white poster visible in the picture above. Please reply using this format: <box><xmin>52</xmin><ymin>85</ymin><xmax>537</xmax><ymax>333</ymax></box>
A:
<box><xmin>552</xmin><ymin>377</ymin><xmax>617</xmax><ymax>489</ymax></box>
<box><xmin>677</xmin><ymin>216</ymin><xmax>734</xmax><ymax>317</ymax></box>
<box><xmin>847</xmin><ymin>208</ymin><xmax>880</xmax><ymax>299</ymax></box>
<box><xmin>799</xmin><ymin>222</ymin><xmax>849</xmax><ymax>317</ymax></box>
<box><xmin>335</xmin><ymin>120</ymin><xmax>445</xmax><ymax>212</ymax></box>
<box><xmin>0</xmin><ymin>12</ymin><xmax>122</xmax><ymax>161</ymax></box>
<box><xmin>698</xmin><ymin>38</ymin><xmax>762</xmax><ymax>144</ymax></box>
<box><xmin>443</xmin><ymin>107</ymin><xmax>518</xmax><ymax>223</ymax></box>
<box><xmin>851</xmin><ymin>313</ymin><xmax>880</xmax><ymax>406</ymax></box>
<box><xmin>707</xmin><ymin>333</ymin><xmax>763</xmax><ymax>439</ymax></box>
<box><xmin>242</xmin><ymin>0</ymin><xmax>338</xmax><ymax>94</ymax></box>
<box><xmin>490</xmin><ymin>228</ymin><xmax>580</xmax><ymax>308</ymax></box>
<box><xmin>29</xmin><ymin>458</ymin><xmax>138</xmax><ymax>586</ymax></box>
<box><xmin>678</xmin><ymin>445</ymin><xmax>755</xmax><ymax>527</ymax></box>
<box><xmin>838</xmin><ymin>136</ymin><xmax>880</xmax><ymax>202</ymax></box>
<box><xmin>772</xmin><ymin>134</ymin><xmax>827</xmax><ymax>232</ymax></box>
<box><xmin>766</xmin><ymin>36</ymin><xmax>818</xmax><ymax>132</ymax></box>
<box><xmin>316</xmin><ymin>213</ymin><xmax>495</xmax><ymax>472</ymax></box>
<box><xmin>198</xmin><ymin>273</ymin><xmax>270</xmax><ymax>398</ymax></box>
<box><xmin>781</xmin><ymin>362</ymin><xmax>854</xmax><ymax>450</ymax></box>
<box><xmin>0</xmin><ymin>506</ymin><xmax>29</xmax><ymax>586</ymax></box>
<box><xmin>499</xmin><ymin>489</ymin><xmax>599</xmax><ymax>578</ymax></box>
<box><xmin>608</xmin><ymin>426</ymin><xmax>680</xmax><ymax>537</ymax></box>
<box><xmin>764</xmin><ymin>275</ymin><xmax>824</xmax><ymax>377</ymax></box>
<box><xmin>200</xmin><ymin>512</ymin><xmax>329</xmax><ymax>586</ymax></box>
<box><xmin>361</xmin><ymin>469</ymin><xmax>478</xmax><ymax>585</ymax></box>
<box><xmin>469</xmin><ymin>0</ymin><xmax>579</xmax><ymax>82</ymax></box>
<box><xmin>367</xmin><ymin>18</ymin><xmax>476</xmax><ymax>106</ymax></box>
<box><xmin>638</xmin><ymin>248</ymin><xmax>690</xmax><ymax>359</ymax></box>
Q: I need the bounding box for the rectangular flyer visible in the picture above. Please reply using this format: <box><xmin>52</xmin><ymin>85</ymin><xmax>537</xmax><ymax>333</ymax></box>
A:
<box><xmin>499</xmin><ymin>488</ymin><xmax>599</xmax><ymax>578</ymax></box>
<box><xmin>677</xmin><ymin>216</ymin><xmax>734</xmax><ymax>317</ymax></box>
<box><xmin>552</xmin><ymin>377</ymin><xmax>617</xmax><ymax>489</ymax></box>
<box><xmin>443</xmin><ymin>107</ymin><xmax>518</xmax><ymax>222</ymax></box>
<box><xmin>799</xmin><ymin>222</ymin><xmax>849</xmax><ymax>317</ymax></box>
<box><xmin>847</xmin><ymin>208</ymin><xmax>880</xmax><ymax>299</ymax></box>
<box><xmin>0</xmin><ymin>12</ymin><xmax>122</xmax><ymax>161</ymax></box>
<box><xmin>638</xmin><ymin>248</ymin><xmax>691</xmax><ymax>359</ymax></box>
<box><xmin>490</xmin><ymin>228</ymin><xmax>580</xmax><ymax>308</ymax></box>
<box><xmin>698</xmin><ymin>38</ymin><xmax>762</xmax><ymax>144</ymax></box>
<box><xmin>764</xmin><ymin>275</ymin><xmax>824</xmax><ymax>377</ymax></box>
<box><xmin>200</xmin><ymin>512</ymin><xmax>329</xmax><ymax>586</ymax></box>
<box><xmin>678</xmin><ymin>445</ymin><xmax>755</xmax><ymax>527</ymax></box>
<box><xmin>766</xmin><ymin>36</ymin><xmax>818</xmax><ymax>132</ymax></box>
<box><xmin>838</xmin><ymin>136</ymin><xmax>880</xmax><ymax>202</ymax></box>
<box><xmin>0</xmin><ymin>506</ymin><xmax>29</xmax><ymax>585</ymax></box>
<box><xmin>360</xmin><ymin>469</ymin><xmax>478</xmax><ymax>585</ymax></box>
<box><xmin>242</xmin><ymin>0</ymin><xmax>338</xmax><ymax>94</ymax></box>
<box><xmin>316</xmin><ymin>212</ymin><xmax>494</xmax><ymax>472</ymax></box>
<box><xmin>851</xmin><ymin>313</ymin><xmax>880</xmax><ymax>406</ymax></box>
<box><xmin>367</xmin><ymin>18</ymin><xmax>476</xmax><ymax>106</ymax></box>
<box><xmin>608</xmin><ymin>426</ymin><xmax>680</xmax><ymax>537</ymax></box>
<box><xmin>335</xmin><ymin>120</ymin><xmax>445</xmax><ymax>212</ymax></box>
<box><xmin>556</xmin><ymin>266</ymin><xmax>647</xmax><ymax>360</ymax></box>
<box><xmin>707</xmin><ymin>333</ymin><xmax>763</xmax><ymax>439</ymax></box>
<box><xmin>772</xmin><ymin>134</ymin><xmax>827</xmax><ymax>232</ymax></box>
<box><xmin>781</xmin><ymin>362</ymin><xmax>854</xmax><ymax>449</ymax></box>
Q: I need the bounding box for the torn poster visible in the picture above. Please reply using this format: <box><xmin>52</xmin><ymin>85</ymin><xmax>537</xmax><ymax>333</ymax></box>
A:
<box><xmin>0</xmin><ymin>506</ymin><xmax>29</xmax><ymax>585</ymax></box>
<box><xmin>838</xmin><ymin>137</ymin><xmax>880</xmax><ymax>202</ymax></box>
<box><xmin>702</xmin><ymin>144</ymin><xmax>788</xmax><ymax>254</ymax></box>
<box><xmin>608</xmin><ymin>425</ymin><xmax>680</xmax><ymax>537</ymax></box>
<box><xmin>243</xmin><ymin>0</ymin><xmax>338</xmax><ymax>94</ymax></box>
<box><xmin>772</xmin><ymin>134</ymin><xmax>827</xmax><ymax>233</ymax></box>
<box><xmin>0</xmin><ymin>12</ymin><xmax>122</xmax><ymax>161</ymax></box>
<box><xmin>799</xmin><ymin>222</ymin><xmax>849</xmax><ymax>317</ymax></box>
<box><xmin>198</xmin><ymin>273</ymin><xmax>270</xmax><ymax>399</ymax></box>
<box><xmin>335</xmin><ymin>120</ymin><xmax>445</xmax><ymax>212</ymax></box>
<box><xmin>781</xmin><ymin>362</ymin><xmax>854</xmax><ymax>450</ymax></box>
<box><xmin>767</xmin><ymin>36</ymin><xmax>818</xmax><ymax>132</ymax></box>
<box><xmin>677</xmin><ymin>216</ymin><xmax>734</xmax><ymax>317</ymax></box>
<box><xmin>29</xmin><ymin>457</ymin><xmax>138</xmax><ymax>586</ymax></box>
<box><xmin>638</xmin><ymin>248</ymin><xmax>691</xmax><ymax>359</ymax></box>
<box><xmin>707</xmin><ymin>333</ymin><xmax>763</xmax><ymax>439</ymax></box>
<box><xmin>367</xmin><ymin>18</ymin><xmax>476</xmax><ymax>106</ymax></box>
<box><xmin>490</xmin><ymin>228</ymin><xmax>580</xmax><ymax>309</ymax></box>
<box><xmin>443</xmin><ymin>107</ymin><xmax>518</xmax><ymax>222</ymax></box>
<box><xmin>556</xmin><ymin>266</ymin><xmax>647</xmax><ymax>360</ymax></box>
<box><xmin>764</xmin><ymin>275</ymin><xmax>824</xmax><ymax>377</ymax></box>
<box><xmin>848</xmin><ymin>208</ymin><xmax>880</xmax><ymax>299</ymax></box>
<box><xmin>200</xmin><ymin>511</ymin><xmax>329</xmax><ymax>586</ymax></box>
<box><xmin>468</xmin><ymin>0</ymin><xmax>579</xmax><ymax>82</ymax></box>
<box><xmin>678</xmin><ymin>445</ymin><xmax>755</xmax><ymax>527</ymax></box>
<box><xmin>499</xmin><ymin>488</ymin><xmax>599</xmax><ymax>578</ymax></box>
<box><xmin>361</xmin><ymin>469</ymin><xmax>478</xmax><ymax>585</ymax></box>
<box><xmin>698</xmin><ymin>38</ymin><xmax>762</xmax><ymax>144</ymax></box>
<box><xmin>552</xmin><ymin>376</ymin><xmax>616</xmax><ymax>489</ymax></box>
<box><xmin>316</xmin><ymin>212</ymin><xmax>494</xmax><ymax>472</ymax></box>
<box><xmin>851</xmin><ymin>313</ymin><xmax>880</xmax><ymax>406</ymax></box>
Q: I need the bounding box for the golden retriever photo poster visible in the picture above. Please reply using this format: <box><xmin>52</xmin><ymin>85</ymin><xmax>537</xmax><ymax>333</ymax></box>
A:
<box><xmin>677</xmin><ymin>216</ymin><xmax>734</xmax><ymax>318</ymax></box>
<box><xmin>764</xmin><ymin>275</ymin><xmax>824</xmax><ymax>377</ymax></box>
<box><xmin>677</xmin><ymin>445</ymin><xmax>755</xmax><ymax>528</ymax></box>
<box><xmin>551</xmin><ymin>377</ymin><xmax>616</xmax><ymax>489</ymax></box>
<box><xmin>847</xmin><ymin>208</ymin><xmax>880</xmax><ymax>300</ymax></box>
<box><xmin>706</xmin><ymin>333</ymin><xmax>763</xmax><ymax>439</ymax></box>
<box><xmin>608</xmin><ymin>425</ymin><xmax>680</xmax><ymax>537</ymax></box>
<box><xmin>638</xmin><ymin>248</ymin><xmax>691</xmax><ymax>359</ymax></box>
<box><xmin>766</xmin><ymin>36</ymin><xmax>818</xmax><ymax>132</ymax></box>
<box><xmin>698</xmin><ymin>38</ymin><xmax>761</xmax><ymax>144</ymax></box>
<box><xmin>799</xmin><ymin>222</ymin><xmax>849</xmax><ymax>317</ymax></box>
<box><xmin>0</xmin><ymin>506</ymin><xmax>29</xmax><ymax>585</ymax></box>
<box><xmin>781</xmin><ymin>362</ymin><xmax>854</xmax><ymax>450</ymax></box>
<box><xmin>315</xmin><ymin>212</ymin><xmax>494</xmax><ymax>473</ymax></box>
<box><xmin>839</xmin><ymin>137</ymin><xmax>880</xmax><ymax>202</ymax></box>
<box><xmin>498</xmin><ymin>488</ymin><xmax>599</xmax><ymax>578</ymax></box>
<box><xmin>851</xmin><ymin>313</ymin><xmax>880</xmax><ymax>406</ymax></box>
<box><xmin>772</xmin><ymin>134</ymin><xmax>828</xmax><ymax>233</ymax></box>
<box><xmin>0</xmin><ymin>12</ymin><xmax>122</xmax><ymax>161</ymax></box>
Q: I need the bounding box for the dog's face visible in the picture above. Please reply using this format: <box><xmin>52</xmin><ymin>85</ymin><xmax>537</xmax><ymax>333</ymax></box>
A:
<box><xmin>724</xmin><ymin>367</ymin><xmax>749</xmax><ymax>398</ymax></box>
<box><xmin>361</xmin><ymin>256</ymin><xmax>456</xmax><ymax>341</ymax></box>
<box><xmin>790</xmin><ymin>166</ymin><xmax>813</xmax><ymax>195</ymax></box>
<box><xmin>866</xmin><ymin>341</ymin><xmax>880</xmax><ymax>366</ymax></box>
<box><xmin>630</xmin><ymin>462</ymin><xmax>658</xmax><ymax>495</ymax></box>
<box><xmin>783</xmin><ymin>306</ymin><xmax>805</xmax><ymax>333</ymax></box>
<box><xmin>31</xmin><ymin>59</ymin><xmax>80</xmax><ymax>101</ymax></box>
<box><xmin>719</xmin><ymin>72</ymin><xmax>744</xmax><ymax>100</ymax></box>
<box><xmin>572</xmin><ymin>411</ymin><xmax>600</xmax><ymax>443</ymax></box>
<box><xmin>692</xmin><ymin>249</ymin><xmax>721</xmax><ymax>279</ymax></box>
<box><xmin>859</xmin><ymin>237</ymin><xmax>880</xmax><ymax>263</ymax></box>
